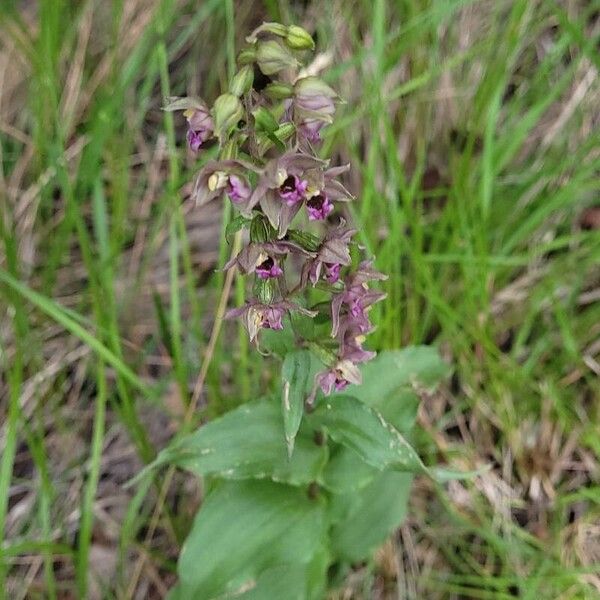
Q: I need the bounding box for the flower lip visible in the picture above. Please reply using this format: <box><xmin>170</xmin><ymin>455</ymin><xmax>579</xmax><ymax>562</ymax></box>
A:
<box><xmin>227</xmin><ymin>175</ymin><xmax>251</xmax><ymax>203</ymax></box>
<box><xmin>255</xmin><ymin>256</ymin><xmax>284</xmax><ymax>279</ymax></box>
<box><xmin>184</xmin><ymin>106</ymin><xmax>214</xmax><ymax>152</ymax></box>
<box><xmin>323</xmin><ymin>262</ymin><xmax>341</xmax><ymax>284</ymax></box>
<box><xmin>306</xmin><ymin>193</ymin><xmax>334</xmax><ymax>220</ymax></box>
<box><xmin>279</xmin><ymin>174</ymin><xmax>308</xmax><ymax>205</ymax></box>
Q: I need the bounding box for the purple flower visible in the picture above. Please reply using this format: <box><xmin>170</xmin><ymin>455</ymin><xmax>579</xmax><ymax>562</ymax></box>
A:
<box><xmin>323</xmin><ymin>263</ymin><xmax>341</xmax><ymax>283</ymax></box>
<box><xmin>227</xmin><ymin>175</ymin><xmax>252</xmax><ymax>204</ymax></box>
<box><xmin>256</xmin><ymin>257</ymin><xmax>284</xmax><ymax>279</ymax></box>
<box><xmin>330</xmin><ymin>261</ymin><xmax>387</xmax><ymax>337</ymax></box>
<box><xmin>226</xmin><ymin>301</ymin><xmax>316</xmax><ymax>342</ymax></box>
<box><xmin>185</xmin><ymin>107</ymin><xmax>214</xmax><ymax>152</ymax></box>
<box><xmin>279</xmin><ymin>174</ymin><xmax>308</xmax><ymax>205</ymax></box>
<box><xmin>223</xmin><ymin>240</ymin><xmax>313</xmax><ymax>276</ymax></box>
<box><xmin>306</xmin><ymin>193</ymin><xmax>334</xmax><ymax>220</ymax></box>
<box><xmin>250</xmin><ymin>152</ymin><xmax>325</xmax><ymax>237</ymax></box>
<box><xmin>163</xmin><ymin>97</ymin><xmax>214</xmax><ymax>152</ymax></box>
<box><xmin>340</xmin><ymin>331</ymin><xmax>376</xmax><ymax>364</ymax></box>
<box><xmin>315</xmin><ymin>359</ymin><xmax>362</xmax><ymax>396</ymax></box>
<box><xmin>300</xmin><ymin>225</ymin><xmax>355</xmax><ymax>287</ymax></box>
<box><xmin>192</xmin><ymin>159</ymin><xmax>257</xmax><ymax>214</ymax></box>
<box><xmin>293</xmin><ymin>77</ymin><xmax>337</xmax><ymax>146</ymax></box>
<box><xmin>316</xmin><ymin>370</ymin><xmax>348</xmax><ymax>395</ymax></box>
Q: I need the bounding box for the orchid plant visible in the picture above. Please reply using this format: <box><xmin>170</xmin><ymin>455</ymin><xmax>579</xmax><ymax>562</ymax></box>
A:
<box><xmin>152</xmin><ymin>23</ymin><xmax>453</xmax><ymax>599</ymax></box>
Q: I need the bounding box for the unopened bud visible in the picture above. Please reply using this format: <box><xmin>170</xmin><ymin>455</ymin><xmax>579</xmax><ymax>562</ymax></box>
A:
<box><xmin>285</xmin><ymin>25</ymin><xmax>315</xmax><ymax>50</ymax></box>
<box><xmin>256</xmin><ymin>40</ymin><xmax>298</xmax><ymax>75</ymax></box>
<box><xmin>250</xmin><ymin>214</ymin><xmax>272</xmax><ymax>243</ymax></box>
<box><xmin>212</xmin><ymin>93</ymin><xmax>244</xmax><ymax>139</ymax></box>
<box><xmin>254</xmin><ymin>278</ymin><xmax>276</xmax><ymax>305</ymax></box>
<box><xmin>263</xmin><ymin>82</ymin><xmax>294</xmax><ymax>100</ymax></box>
<box><xmin>246</xmin><ymin>22</ymin><xmax>288</xmax><ymax>43</ymax></box>
<box><xmin>274</xmin><ymin>122</ymin><xmax>296</xmax><ymax>142</ymax></box>
<box><xmin>229</xmin><ymin>65</ymin><xmax>254</xmax><ymax>97</ymax></box>
<box><xmin>237</xmin><ymin>47</ymin><xmax>256</xmax><ymax>65</ymax></box>
<box><xmin>294</xmin><ymin>76</ymin><xmax>338</xmax><ymax>107</ymax></box>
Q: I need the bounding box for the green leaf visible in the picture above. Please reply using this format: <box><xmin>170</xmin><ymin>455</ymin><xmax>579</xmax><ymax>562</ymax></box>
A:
<box><xmin>281</xmin><ymin>350</ymin><xmax>312</xmax><ymax>457</ymax></box>
<box><xmin>328</xmin><ymin>471</ymin><xmax>413</xmax><ymax>563</ymax></box>
<box><xmin>252</xmin><ymin>106</ymin><xmax>280</xmax><ymax>133</ymax></box>
<box><xmin>320</xmin><ymin>444</ymin><xmax>379</xmax><ymax>493</ymax></box>
<box><xmin>310</xmin><ymin>396</ymin><xmax>426</xmax><ymax>474</ymax></box>
<box><xmin>176</xmin><ymin>480</ymin><xmax>325</xmax><ymax>599</ymax></box>
<box><xmin>151</xmin><ymin>401</ymin><xmax>326</xmax><ymax>485</ymax></box>
<box><xmin>236</xmin><ymin>564</ymin><xmax>307</xmax><ymax>599</ymax></box>
<box><xmin>344</xmin><ymin>347</ymin><xmax>451</xmax><ymax>431</ymax></box>
<box><xmin>260</xmin><ymin>316</ymin><xmax>296</xmax><ymax>357</ymax></box>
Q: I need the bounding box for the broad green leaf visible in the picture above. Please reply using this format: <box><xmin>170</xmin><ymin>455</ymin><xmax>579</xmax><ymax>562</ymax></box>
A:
<box><xmin>177</xmin><ymin>480</ymin><xmax>325</xmax><ymax>599</ymax></box>
<box><xmin>236</xmin><ymin>564</ymin><xmax>307</xmax><ymax>600</ymax></box>
<box><xmin>151</xmin><ymin>401</ymin><xmax>326</xmax><ymax>485</ymax></box>
<box><xmin>260</xmin><ymin>316</ymin><xmax>296</xmax><ymax>356</ymax></box>
<box><xmin>320</xmin><ymin>444</ymin><xmax>379</xmax><ymax>493</ymax></box>
<box><xmin>311</xmin><ymin>396</ymin><xmax>426</xmax><ymax>474</ymax></box>
<box><xmin>281</xmin><ymin>350</ymin><xmax>312</xmax><ymax>456</ymax></box>
<box><xmin>329</xmin><ymin>471</ymin><xmax>413</xmax><ymax>563</ymax></box>
<box><xmin>343</xmin><ymin>347</ymin><xmax>451</xmax><ymax>431</ymax></box>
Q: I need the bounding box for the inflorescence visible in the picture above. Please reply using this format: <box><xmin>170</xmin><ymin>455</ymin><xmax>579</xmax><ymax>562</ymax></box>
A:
<box><xmin>166</xmin><ymin>22</ymin><xmax>386</xmax><ymax>398</ymax></box>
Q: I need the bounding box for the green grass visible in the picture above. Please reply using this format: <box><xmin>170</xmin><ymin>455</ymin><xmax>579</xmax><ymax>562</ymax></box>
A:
<box><xmin>1</xmin><ymin>0</ymin><xmax>599</xmax><ymax>598</ymax></box>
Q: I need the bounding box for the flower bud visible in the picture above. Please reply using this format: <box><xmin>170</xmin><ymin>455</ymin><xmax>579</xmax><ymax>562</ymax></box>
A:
<box><xmin>263</xmin><ymin>82</ymin><xmax>294</xmax><ymax>100</ymax></box>
<box><xmin>285</xmin><ymin>25</ymin><xmax>315</xmax><ymax>50</ymax></box>
<box><xmin>250</xmin><ymin>214</ymin><xmax>273</xmax><ymax>243</ymax></box>
<box><xmin>246</xmin><ymin>22</ymin><xmax>288</xmax><ymax>43</ymax></box>
<box><xmin>274</xmin><ymin>122</ymin><xmax>296</xmax><ymax>141</ymax></box>
<box><xmin>212</xmin><ymin>93</ymin><xmax>244</xmax><ymax>140</ymax></box>
<box><xmin>256</xmin><ymin>40</ymin><xmax>298</xmax><ymax>75</ymax></box>
<box><xmin>237</xmin><ymin>47</ymin><xmax>256</xmax><ymax>65</ymax></box>
<box><xmin>294</xmin><ymin>77</ymin><xmax>338</xmax><ymax>111</ymax></box>
<box><xmin>229</xmin><ymin>65</ymin><xmax>254</xmax><ymax>97</ymax></box>
<box><xmin>254</xmin><ymin>278</ymin><xmax>276</xmax><ymax>305</ymax></box>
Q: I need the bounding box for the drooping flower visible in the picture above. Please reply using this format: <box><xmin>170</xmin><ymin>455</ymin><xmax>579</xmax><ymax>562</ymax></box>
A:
<box><xmin>223</xmin><ymin>240</ymin><xmax>313</xmax><ymax>277</ymax></box>
<box><xmin>315</xmin><ymin>359</ymin><xmax>362</xmax><ymax>395</ymax></box>
<box><xmin>226</xmin><ymin>301</ymin><xmax>316</xmax><ymax>342</ymax></box>
<box><xmin>250</xmin><ymin>152</ymin><xmax>325</xmax><ymax>237</ymax></box>
<box><xmin>186</xmin><ymin>107</ymin><xmax>214</xmax><ymax>151</ymax></box>
<box><xmin>300</xmin><ymin>225</ymin><xmax>355</xmax><ymax>287</ymax></box>
<box><xmin>330</xmin><ymin>261</ymin><xmax>387</xmax><ymax>337</ymax></box>
<box><xmin>293</xmin><ymin>77</ymin><xmax>338</xmax><ymax>145</ymax></box>
<box><xmin>163</xmin><ymin>97</ymin><xmax>215</xmax><ymax>152</ymax></box>
<box><xmin>192</xmin><ymin>159</ymin><xmax>257</xmax><ymax>214</ymax></box>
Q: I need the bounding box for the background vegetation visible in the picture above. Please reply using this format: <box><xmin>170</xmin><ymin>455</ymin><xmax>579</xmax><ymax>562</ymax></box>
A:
<box><xmin>0</xmin><ymin>0</ymin><xmax>598</xmax><ymax>598</ymax></box>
